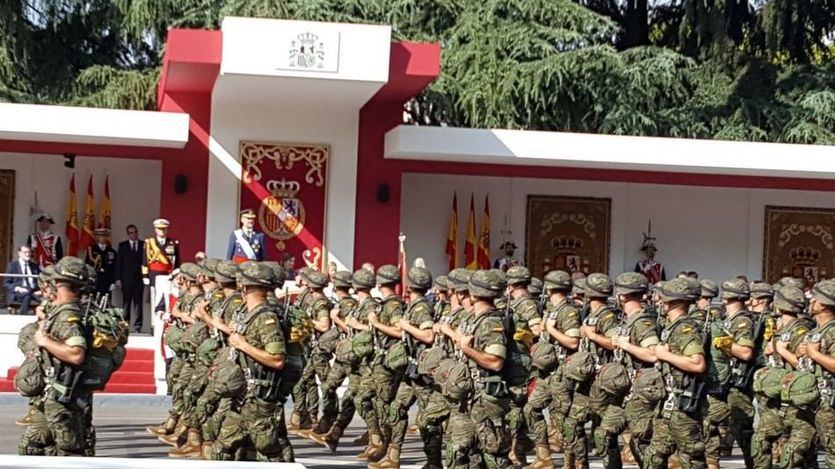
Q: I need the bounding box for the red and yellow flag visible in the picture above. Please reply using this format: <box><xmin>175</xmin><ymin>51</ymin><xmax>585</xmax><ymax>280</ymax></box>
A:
<box><xmin>445</xmin><ymin>194</ymin><xmax>458</xmax><ymax>271</ymax></box>
<box><xmin>65</xmin><ymin>174</ymin><xmax>80</xmax><ymax>256</ymax></box>
<box><xmin>80</xmin><ymin>175</ymin><xmax>96</xmax><ymax>251</ymax></box>
<box><xmin>464</xmin><ymin>195</ymin><xmax>478</xmax><ymax>270</ymax></box>
<box><xmin>99</xmin><ymin>176</ymin><xmax>112</xmax><ymax>242</ymax></box>
<box><xmin>478</xmin><ymin>195</ymin><xmax>490</xmax><ymax>269</ymax></box>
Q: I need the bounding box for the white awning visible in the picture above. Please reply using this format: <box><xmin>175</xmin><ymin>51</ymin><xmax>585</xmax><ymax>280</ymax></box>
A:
<box><xmin>385</xmin><ymin>125</ymin><xmax>835</xmax><ymax>179</ymax></box>
<box><xmin>0</xmin><ymin>103</ymin><xmax>189</xmax><ymax>148</ymax></box>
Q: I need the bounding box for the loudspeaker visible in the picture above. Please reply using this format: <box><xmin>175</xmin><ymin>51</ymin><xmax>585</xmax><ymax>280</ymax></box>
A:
<box><xmin>174</xmin><ymin>174</ymin><xmax>188</xmax><ymax>194</ymax></box>
<box><xmin>376</xmin><ymin>183</ymin><xmax>390</xmax><ymax>203</ymax></box>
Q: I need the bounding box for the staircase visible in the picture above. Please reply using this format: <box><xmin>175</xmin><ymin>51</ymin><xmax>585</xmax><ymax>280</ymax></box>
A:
<box><xmin>0</xmin><ymin>348</ymin><xmax>156</xmax><ymax>394</ymax></box>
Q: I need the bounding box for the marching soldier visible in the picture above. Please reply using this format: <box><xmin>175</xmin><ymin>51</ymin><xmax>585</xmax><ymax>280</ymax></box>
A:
<box><xmin>226</xmin><ymin>209</ymin><xmax>265</xmax><ymax>263</ymax></box>
<box><xmin>27</xmin><ymin>213</ymin><xmax>63</xmax><ymax>269</ymax></box>
<box><xmin>84</xmin><ymin>228</ymin><xmax>117</xmax><ymax>296</ymax></box>
<box><xmin>524</xmin><ymin>270</ymin><xmax>581</xmax><ymax>469</ymax></box>
<box><xmin>644</xmin><ymin>277</ymin><xmax>707</xmax><ymax>468</ymax></box>
<box><xmin>209</xmin><ymin>262</ymin><xmax>287</xmax><ymax>461</ymax></box>
<box><xmin>19</xmin><ymin>257</ymin><xmax>89</xmax><ymax>456</ymax></box>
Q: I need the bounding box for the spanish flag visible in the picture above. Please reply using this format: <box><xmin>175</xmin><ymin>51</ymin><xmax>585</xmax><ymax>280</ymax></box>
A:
<box><xmin>99</xmin><ymin>176</ymin><xmax>111</xmax><ymax>242</ymax></box>
<box><xmin>445</xmin><ymin>194</ymin><xmax>458</xmax><ymax>271</ymax></box>
<box><xmin>464</xmin><ymin>195</ymin><xmax>478</xmax><ymax>270</ymax></box>
<box><xmin>80</xmin><ymin>175</ymin><xmax>96</xmax><ymax>251</ymax></box>
<box><xmin>65</xmin><ymin>174</ymin><xmax>80</xmax><ymax>256</ymax></box>
<box><xmin>478</xmin><ymin>195</ymin><xmax>490</xmax><ymax>269</ymax></box>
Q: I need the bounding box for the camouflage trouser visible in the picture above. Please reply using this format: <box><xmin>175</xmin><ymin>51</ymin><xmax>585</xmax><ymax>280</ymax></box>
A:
<box><xmin>321</xmin><ymin>359</ymin><xmax>351</xmax><ymax>428</ymax></box>
<box><xmin>779</xmin><ymin>406</ymin><xmax>816</xmax><ymax>468</ymax></box>
<box><xmin>624</xmin><ymin>396</ymin><xmax>656</xmax><ymax>464</ymax></box>
<box><xmin>418</xmin><ymin>388</ymin><xmax>452</xmax><ymax>466</ymax></box>
<box><xmin>372</xmin><ymin>363</ymin><xmax>403</xmax><ymax>444</ymax></box>
<box><xmin>292</xmin><ymin>350</ymin><xmax>329</xmax><ymax>423</ymax></box>
<box><xmin>445</xmin><ymin>392</ymin><xmax>511</xmax><ymax>468</ymax></box>
<box><xmin>355</xmin><ymin>362</ymin><xmax>380</xmax><ymax>436</ymax></box>
<box><xmin>508</xmin><ymin>383</ymin><xmax>529</xmax><ymax>451</ymax></box>
<box><xmin>166</xmin><ymin>356</ymin><xmax>183</xmax><ymax>394</ymax></box>
<box><xmin>564</xmin><ymin>382</ymin><xmax>592</xmax><ymax>466</ymax></box>
<box><xmin>184</xmin><ymin>362</ymin><xmax>210</xmax><ymax>428</ymax></box>
<box><xmin>727</xmin><ymin>387</ymin><xmax>755</xmax><ymax>468</ymax></box>
<box><xmin>333</xmin><ymin>368</ymin><xmax>359</xmax><ymax>429</ymax></box>
<box><xmin>752</xmin><ymin>396</ymin><xmax>784</xmax><ymax>468</ymax></box>
<box><xmin>815</xmin><ymin>404</ymin><xmax>835</xmax><ymax>468</ymax></box>
<box><xmin>20</xmin><ymin>394</ymin><xmax>92</xmax><ymax>456</ymax></box>
<box><xmin>590</xmin><ymin>382</ymin><xmax>625</xmax><ymax>469</ymax></box>
<box><xmin>211</xmin><ymin>397</ymin><xmax>283</xmax><ymax>461</ymax></box>
<box><xmin>703</xmin><ymin>394</ymin><xmax>731</xmax><ymax>466</ymax></box>
<box><xmin>644</xmin><ymin>408</ymin><xmax>706</xmax><ymax>469</ymax></box>
<box><xmin>525</xmin><ymin>371</ymin><xmax>571</xmax><ymax>446</ymax></box>
<box><xmin>202</xmin><ymin>397</ymin><xmax>232</xmax><ymax>443</ymax></box>
<box><xmin>170</xmin><ymin>360</ymin><xmax>195</xmax><ymax>419</ymax></box>
<box><xmin>390</xmin><ymin>379</ymin><xmax>431</xmax><ymax>450</ymax></box>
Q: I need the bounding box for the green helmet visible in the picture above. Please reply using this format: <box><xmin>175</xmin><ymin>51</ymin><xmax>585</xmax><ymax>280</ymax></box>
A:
<box><xmin>332</xmin><ymin>270</ymin><xmax>353</xmax><ymax>289</ymax></box>
<box><xmin>543</xmin><ymin>270</ymin><xmax>572</xmax><ymax>291</ymax></box>
<box><xmin>572</xmin><ymin>277</ymin><xmax>586</xmax><ymax>297</ymax></box>
<box><xmin>198</xmin><ymin>258</ymin><xmax>221</xmax><ymax>278</ymax></box>
<box><xmin>750</xmin><ymin>282</ymin><xmax>773</xmax><ymax>300</ymax></box>
<box><xmin>469</xmin><ymin>269</ymin><xmax>506</xmax><ymax>299</ymax></box>
<box><xmin>614</xmin><ymin>272</ymin><xmax>648</xmax><ymax>296</ymax></box>
<box><xmin>659</xmin><ymin>277</ymin><xmax>700</xmax><ymax>302</ymax></box>
<box><xmin>584</xmin><ymin>273</ymin><xmax>612</xmax><ymax>298</ymax></box>
<box><xmin>434</xmin><ymin>275</ymin><xmax>450</xmax><ymax>293</ymax></box>
<box><xmin>448</xmin><ymin>268</ymin><xmax>472</xmax><ymax>292</ymax></box>
<box><xmin>776</xmin><ymin>276</ymin><xmax>805</xmax><ymax>290</ymax></box>
<box><xmin>52</xmin><ymin>257</ymin><xmax>89</xmax><ymax>286</ymax></box>
<box><xmin>408</xmin><ymin>267</ymin><xmax>433</xmax><ymax>290</ymax></box>
<box><xmin>179</xmin><ymin>262</ymin><xmax>201</xmax><ymax>282</ymax></box>
<box><xmin>238</xmin><ymin>262</ymin><xmax>275</xmax><ymax>287</ymax></box>
<box><xmin>699</xmin><ymin>279</ymin><xmax>719</xmax><ymax>299</ymax></box>
<box><xmin>215</xmin><ymin>260</ymin><xmax>240</xmax><ymax>284</ymax></box>
<box><xmin>721</xmin><ymin>278</ymin><xmax>750</xmax><ymax>301</ymax></box>
<box><xmin>262</xmin><ymin>261</ymin><xmax>286</xmax><ymax>287</ymax></box>
<box><xmin>527</xmin><ymin>277</ymin><xmax>543</xmax><ymax>296</ymax></box>
<box><xmin>376</xmin><ymin>264</ymin><xmax>400</xmax><ymax>286</ymax></box>
<box><xmin>774</xmin><ymin>286</ymin><xmax>806</xmax><ymax>314</ymax></box>
<box><xmin>38</xmin><ymin>265</ymin><xmax>55</xmax><ymax>289</ymax></box>
<box><xmin>302</xmin><ymin>269</ymin><xmax>329</xmax><ymax>289</ymax></box>
<box><xmin>506</xmin><ymin>266</ymin><xmax>532</xmax><ymax>286</ymax></box>
<box><xmin>352</xmin><ymin>269</ymin><xmax>375</xmax><ymax>290</ymax></box>
<box><xmin>812</xmin><ymin>280</ymin><xmax>835</xmax><ymax>307</ymax></box>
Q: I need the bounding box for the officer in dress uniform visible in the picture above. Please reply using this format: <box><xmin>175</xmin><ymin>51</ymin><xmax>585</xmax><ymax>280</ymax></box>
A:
<box><xmin>27</xmin><ymin>213</ymin><xmax>64</xmax><ymax>269</ymax></box>
<box><xmin>142</xmin><ymin>218</ymin><xmax>180</xmax><ymax>306</ymax></box>
<box><xmin>226</xmin><ymin>209</ymin><xmax>265</xmax><ymax>263</ymax></box>
<box><xmin>84</xmin><ymin>228</ymin><xmax>117</xmax><ymax>297</ymax></box>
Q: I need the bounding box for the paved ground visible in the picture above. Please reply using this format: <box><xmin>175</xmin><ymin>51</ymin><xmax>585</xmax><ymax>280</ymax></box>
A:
<box><xmin>0</xmin><ymin>395</ymin><xmax>759</xmax><ymax>468</ymax></box>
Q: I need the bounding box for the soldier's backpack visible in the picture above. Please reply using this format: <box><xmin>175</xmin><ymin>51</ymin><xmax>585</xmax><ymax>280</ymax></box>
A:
<box><xmin>197</xmin><ymin>336</ymin><xmax>222</xmax><ymax>367</ymax></box>
<box><xmin>18</xmin><ymin>321</ymin><xmax>38</xmax><ymax>355</ymax></box>
<box><xmin>209</xmin><ymin>347</ymin><xmax>246</xmax><ymax>398</ymax></box>
<box><xmin>780</xmin><ymin>370</ymin><xmax>820</xmax><ymax>407</ymax></box>
<box><xmin>704</xmin><ymin>320</ymin><xmax>732</xmax><ymax>395</ymax></box>
<box><xmin>530</xmin><ymin>339</ymin><xmax>558</xmax><ymax>374</ymax></box>
<box><xmin>498</xmin><ymin>311</ymin><xmax>531</xmax><ymax>387</ymax></box>
<box><xmin>385</xmin><ymin>341</ymin><xmax>409</xmax><ymax>372</ymax></box>
<box><xmin>15</xmin><ymin>353</ymin><xmax>45</xmax><ymax>397</ymax></box>
<box><xmin>563</xmin><ymin>349</ymin><xmax>597</xmax><ymax>383</ymax></box>
<box><xmin>596</xmin><ymin>361</ymin><xmax>631</xmax><ymax>397</ymax></box>
<box><xmin>730</xmin><ymin>312</ymin><xmax>767</xmax><ymax>389</ymax></box>
<box><xmin>164</xmin><ymin>323</ymin><xmax>186</xmax><ymax>353</ymax></box>
<box><xmin>417</xmin><ymin>345</ymin><xmax>448</xmax><ymax>379</ymax></box>
<box><xmin>335</xmin><ymin>337</ymin><xmax>358</xmax><ymax>366</ymax></box>
<box><xmin>351</xmin><ymin>330</ymin><xmax>375</xmax><ymax>360</ymax></box>
<box><xmin>80</xmin><ymin>306</ymin><xmax>130</xmax><ymax>391</ymax></box>
<box><xmin>282</xmin><ymin>303</ymin><xmax>313</xmax><ymax>345</ymax></box>
<box><xmin>633</xmin><ymin>368</ymin><xmax>665</xmax><ymax>405</ymax></box>
<box><xmin>436</xmin><ymin>360</ymin><xmax>473</xmax><ymax>400</ymax></box>
<box><xmin>753</xmin><ymin>366</ymin><xmax>789</xmax><ymax>399</ymax></box>
<box><xmin>318</xmin><ymin>327</ymin><xmax>341</xmax><ymax>354</ymax></box>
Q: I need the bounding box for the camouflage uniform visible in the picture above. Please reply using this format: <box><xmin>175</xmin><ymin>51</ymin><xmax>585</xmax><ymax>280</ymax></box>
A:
<box><xmin>810</xmin><ymin>280</ymin><xmax>835</xmax><ymax>468</ymax></box>
<box><xmin>290</xmin><ymin>281</ymin><xmax>316</xmax><ymax>429</ymax></box>
<box><xmin>211</xmin><ymin>263</ymin><xmax>287</xmax><ymax>461</ymax></box>
<box><xmin>446</xmin><ymin>269</ymin><xmax>511</xmax><ymax>468</ymax></box>
<box><xmin>20</xmin><ymin>257</ymin><xmax>91</xmax><ymax>456</ymax></box>
<box><xmin>644</xmin><ymin>278</ymin><xmax>707</xmax><ymax>468</ymax></box>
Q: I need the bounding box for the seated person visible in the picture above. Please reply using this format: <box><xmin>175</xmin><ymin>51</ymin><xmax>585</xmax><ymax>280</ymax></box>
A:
<box><xmin>4</xmin><ymin>245</ymin><xmax>42</xmax><ymax>314</ymax></box>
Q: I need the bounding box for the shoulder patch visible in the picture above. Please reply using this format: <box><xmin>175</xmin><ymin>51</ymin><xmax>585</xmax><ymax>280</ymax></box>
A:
<box><xmin>795</xmin><ymin>327</ymin><xmax>808</xmax><ymax>336</ymax></box>
<box><xmin>604</xmin><ymin>312</ymin><xmax>614</xmax><ymax>320</ymax></box>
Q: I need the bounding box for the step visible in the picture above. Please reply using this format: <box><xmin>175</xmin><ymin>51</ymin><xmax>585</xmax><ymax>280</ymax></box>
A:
<box><xmin>117</xmin><ymin>359</ymin><xmax>154</xmax><ymax>373</ymax></box>
<box><xmin>100</xmin><ymin>383</ymin><xmax>156</xmax><ymax>394</ymax></box>
<box><xmin>7</xmin><ymin>367</ymin><xmax>17</xmax><ymax>380</ymax></box>
<box><xmin>0</xmin><ymin>380</ymin><xmax>14</xmax><ymax>392</ymax></box>
<box><xmin>123</xmin><ymin>348</ymin><xmax>155</xmax><ymax>361</ymax></box>
<box><xmin>108</xmin><ymin>371</ymin><xmax>155</xmax><ymax>384</ymax></box>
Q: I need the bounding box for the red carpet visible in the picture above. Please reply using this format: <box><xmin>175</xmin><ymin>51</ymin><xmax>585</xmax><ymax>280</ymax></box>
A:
<box><xmin>0</xmin><ymin>348</ymin><xmax>156</xmax><ymax>394</ymax></box>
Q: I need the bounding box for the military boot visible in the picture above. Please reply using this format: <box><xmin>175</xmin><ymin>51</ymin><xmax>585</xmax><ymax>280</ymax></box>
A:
<box><xmin>15</xmin><ymin>406</ymin><xmax>37</xmax><ymax>426</ymax></box>
<box><xmin>146</xmin><ymin>415</ymin><xmax>177</xmax><ymax>436</ymax></box>
<box><xmin>364</xmin><ymin>433</ymin><xmax>386</xmax><ymax>463</ymax></box>
<box><xmin>369</xmin><ymin>444</ymin><xmax>401</xmax><ymax>469</ymax></box>
<box><xmin>562</xmin><ymin>451</ymin><xmax>575</xmax><ymax>469</ymax></box>
<box><xmin>548</xmin><ymin>424</ymin><xmax>563</xmax><ymax>453</ymax></box>
<box><xmin>353</xmin><ymin>430</ymin><xmax>370</xmax><ymax>446</ymax></box>
<box><xmin>509</xmin><ymin>438</ymin><xmax>527</xmax><ymax>467</ymax></box>
<box><xmin>201</xmin><ymin>442</ymin><xmax>213</xmax><ymax>460</ymax></box>
<box><xmin>159</xmin><ymin>423</ymin><xmax>187</xmax><ymax>447</ymax></box>
<box><xmin>407</xmin><ymin>424</ymin><xmax>419</xmax><ymax>435</ymax></box>
<box><xmin>668</xmin><ymin>454</ymin><xmax>683</xmax><ymax>469</ymax></box>
<box><xmin>169</xmin><ymin>429</ymin><xmax>202</xmax><ymax>458</ymax></box>
<box><xmin>299</xmin><ymin>416</ymin><xmax>332</xmax><ymax>440</ymax></box>
<box><xmin>620</xmin><ymin>435</ymin><xmax>637</xmax><ymax>464</ymax></box>
<box><xmin>287</xmin><ymin>412</ymin><xmax>302</xmax><ymax>433</ymax></box>
<box><xmin>522</xmin><ymin>444</ymin><xmax>553</xmax><ymax>469</ymax></box>
<box><xmin>311</xmin><ymin>424</ymin><xmax>344</xmax><ymax>452</ymax></box>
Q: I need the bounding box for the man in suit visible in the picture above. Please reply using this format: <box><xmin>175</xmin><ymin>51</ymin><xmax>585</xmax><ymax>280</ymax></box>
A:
<box><xmin>116</xmin><ymin>224</ymin><xmax>145</xmax><ymax>332</ymax></box>
<box><xmin>26</xmin><ymin>213</ymin><xmax>63</xmax><ymax>269</ymax></box>
<box><xmin>3</xmin><ymin>245</ymin><xmax>41</xmax><ymax>314</ymax></box>
<box><xmin>226</xmin><ymin>209</ymin><xmax>266</xmax><ymax>263</ymax></box>
<box><xmin>85</xmin><ymin>227</ymin><xmax>117</xmax><ymax>298</ymax></box>
<box><xmin>142</xmin><ymin>218</ymin><xmax>180</xmax><ymax>314</ymax></box>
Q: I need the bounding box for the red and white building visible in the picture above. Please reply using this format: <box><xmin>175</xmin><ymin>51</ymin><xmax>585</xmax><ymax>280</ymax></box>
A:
<box><xmin>1</xmin><ymin>17</ymin><xmax>834</xmax><ymax>393</ymax></box>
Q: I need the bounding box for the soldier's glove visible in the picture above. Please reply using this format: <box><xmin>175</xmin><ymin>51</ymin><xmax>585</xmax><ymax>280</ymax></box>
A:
<box><xmin>712</xmin><ymin>335</ymin><xmax>733</xmax><ymax>354</ymax></box>
<box><xmin>513</xmin><ymin>329</ymin><xmax>535</xmax><ymax>349</ymax></box>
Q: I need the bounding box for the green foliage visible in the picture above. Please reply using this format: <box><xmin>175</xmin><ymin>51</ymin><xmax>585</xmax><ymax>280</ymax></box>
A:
<box><xmin>0</xmin><ymin>0</ymin><xmax>833</xmax><ymax>144</ymax></box>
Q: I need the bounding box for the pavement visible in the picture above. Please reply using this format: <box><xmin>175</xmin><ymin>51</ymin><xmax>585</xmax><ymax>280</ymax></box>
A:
<box><xmin>0</xmin><ymin>394</ymin><xmax>760</xmax><ymax>467</ymax></box>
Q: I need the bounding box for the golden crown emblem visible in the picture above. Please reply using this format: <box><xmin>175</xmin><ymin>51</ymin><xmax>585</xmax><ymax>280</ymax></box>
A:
<box><xmin>552</xmin><ymin>235</ymin><xmax>584</xmax><ymax>253</ymax></box>
<box><xmin>789</xmin><ymin>246</ymin><xmax>821</xmax><ymax>265</ymax></box>
<box><xmin>266</xmin><ymin>178</ymin><xmax>300</xmax><ymax>198</ymax></box>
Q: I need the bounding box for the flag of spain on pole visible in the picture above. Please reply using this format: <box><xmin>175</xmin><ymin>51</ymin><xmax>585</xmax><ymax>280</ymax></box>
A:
<box><xmin>99</xmin><ymin>175</ymin><xmax>112</xmax><ymax>242</ymax></box>
<box><xmin>478</xmin><ymin>195</ymin><xmax>490</xmax><ymax>269</ymax></box>
<box><xmin>464</xmin><ymin>195</ymin><xmax>477</xmax><ymax>270</ymax></box>
<box><xmin>65</xmin><ymin>174</ymin><xmax>79</xmax><ymax>256</ymax></box>
<box><xmin>80</xmin><ymin>175</ymin><xmax>95</xmax><ymax>251</ymax></box>
<box><xmin>445</xmin><ymin>194</ymin><xmax>458</xmax><ymax>271</ymax></box>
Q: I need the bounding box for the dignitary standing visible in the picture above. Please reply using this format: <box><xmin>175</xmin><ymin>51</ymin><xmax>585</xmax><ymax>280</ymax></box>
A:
<box><xmin>85</xmin><ymin>228</ymin><xmax>117</xmax><ymax>297</ymax></box>
<box><xmin>143</xmin><ymin>218</ymin><xmax>180</xmax><ymax>308</ymax></box>
<box><xmin>26</xmin><ymin>213</ymin><xmax>63</xmax><ymax>269</ymax></box>
<box><xmin>116</xmin><ymin>224</ymin><xmax>145</xmax><ymax>332</ymax></box>
<box><xmin>226</xmin><ymin>209</ymin><xmax>266</xmax><ymax>263</ymax></box>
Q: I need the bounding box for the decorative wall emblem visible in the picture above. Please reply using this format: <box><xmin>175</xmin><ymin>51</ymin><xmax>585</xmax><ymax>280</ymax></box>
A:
<box><xmin>525</xmin><ymin>196</ymin><xmax>611</xmax><ymax>278</ymax></box>
<box><xmin>289</xmin><ymin>32</ymin><xmax>325</xmax><ymax>69</ymax></box>
<box><xmin>240</xmin><ymin>142</ymin><xmax>329</xmax><ymax>270</ymax></box>
<box><xmin>763</xmin><ymin>206</ymin><xmax>835</xmax><ymax>287</ymax></box>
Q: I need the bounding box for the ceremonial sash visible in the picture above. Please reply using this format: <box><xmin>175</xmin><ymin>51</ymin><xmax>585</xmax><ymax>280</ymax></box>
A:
<box><xmin>233</xmin><ymin>229</ymin><xmax>257</xmax><ymax>260</ymax></box>
<box><xmin>33</xmin><ymin>232</ymin><xmax>56</xmax><ymax>266</ymax></box>
<box><xmin>146</xmin><ymin>238</ymin><xmax>171</xmax><ymax>272</ymax></box>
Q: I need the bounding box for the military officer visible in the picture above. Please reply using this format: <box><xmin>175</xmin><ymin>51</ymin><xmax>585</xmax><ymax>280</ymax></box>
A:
<box><xmin>644</xmin><ymin>277</ymin><xmax>708</xmax><ymax>468</ymax></box>
<box><xmin>210</xmin><ymin>262</ymin><xmax>287</xmax><ymax>461</ymax></box>
<box><xmin>84</xmin><ymin>228</ymin><xmax>117</xmax><ymax>296</ymax></box>
<box><xmin>447</xmin><ymin>269</ymin><xmax>511</xmax><ymax>468</ymax></box>
<box><xmin>142</xmin><ymin>218</ymin><xmax>180</xmax><ymax>308</ymax></box>
<box><xmin>19</xmin><ymin>257</ymin><xmax>89</xmax><ymax>456</ymax></box>
<box><xmin>27</xmin><ymin>213</ymin><xmax>64</xmax><ymax>269</ymax></box>
<box><xmin>226</xmin><ymin>209</ymin><xmax>266</xmax><ymax>263</ymax></box>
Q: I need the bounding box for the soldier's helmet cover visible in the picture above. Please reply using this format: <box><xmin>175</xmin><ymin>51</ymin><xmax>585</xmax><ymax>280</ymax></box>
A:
<box><xmin>302</xmin><ymin>269</ymin><xmax>329</xmax><ymax>289</ymax></box>
<box><xmin>238</xmin><ymin>262</ymin><xmax>276</xmax><ymax>287</ymax></box>
<box><xmin>332</xmin><ymin>270</ymin><xmax>353</xmax><ymax>289</ymax></box>
<box><xmin>527</xmin><ymin>277</ymin><xmax>543</xmax><ymax>296</ymax></box>
<box><xmin>750</xmin><ymin>282</ymin><xmax>774</xmax><ymax>300</ymax></box>
<box><xmin>179</xmin><ymin>262</ymin><xmax>201</xmax><ymax>282</ymax></box>
<box><xmin>614</xmin><ymin>272</ymin><xmax>649</xmax><ymax>296</ymax></box>
<box><xmin>721</xmin><ymin>278</ymin><xmax>751</xmax><ymax>301</ymax></box>
<box><xmin>506</xmin><ymin>266</ymin><xmax>532</xmax><ymax>286</ymax></box>
<box><xmin>434</xmin><ymin>275</ymin><xmax>450</xmax><ymax>293</ymax></box>
<box><xmin>544</xmin><ymin>270</ymin><xmax>572</xmax><ymax>292</ymax></box>
<box><xmin>376</xmin><ymin>264</ymin><xmax>401</xmax><ymax>286</ymax></box>
<box><xmin>700</xmin><ymin>279</ymin><xmax>719</xmax><ymax>299</ymax></box>
<box><xmin>215</xmin><ymin>260</ymin><xmax>240</xmax><ymax>284</ymax></box>
<box><xmin>659</xmin><ymin>277</ymin><xmax>700</xmax><ymax>302</ymax></box>
<box><xmin>352</xmin><ymin>269</ymin><xmax>376</xmax><ymax>290</ymax></box>
<box><xmin>52</xmin><ymin>257</ymin><xmax>89</xmax><ymax>286</ymax></box>
<box><xmin>584</xmin><ymin>273</ymin><xmax>613</xmax><ymax>298</ymax></box>
<box><xmin>408</xmin><ymin>267</ymin><xmax>433</xmax><ymax>290</ymax></box>
<box><xmin>469</xmin><ymin>269</ymin><xmax>507</xmax><ymax>299</ymax></box>
<box><xmin>449</xmin><ymin>268</ymin><xmax>473</xmax><ymax>292</ymax></box>
<box><xmin>774</xmin><ymin>285</ymin><xmax>806</xmax><ymax>314</ymax></box>
<box><xmin>261</xmin><ymin>261</ymin><xmax>286</xmax><ymax>287</ymax></box>
<box><xmin>812</xmin><ymin>280</ymin><xmax>835</xmax><ymax>307</ymax></box>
